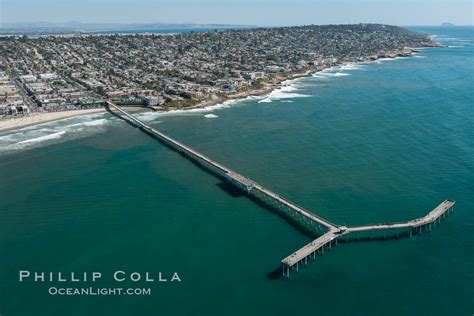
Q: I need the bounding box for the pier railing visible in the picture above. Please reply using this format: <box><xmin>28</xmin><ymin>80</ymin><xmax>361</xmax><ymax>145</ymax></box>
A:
<box><xmin>105</xmin><ymin>101</ymin><xmax>455</xmax><ymax>279</ymax></box>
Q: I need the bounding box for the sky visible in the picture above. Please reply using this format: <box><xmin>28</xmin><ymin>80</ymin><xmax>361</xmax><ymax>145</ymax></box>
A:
<box><xmin>1</xmin><ymin>0</ymin><xmax>473</xmax><ymax>26</ymax></box>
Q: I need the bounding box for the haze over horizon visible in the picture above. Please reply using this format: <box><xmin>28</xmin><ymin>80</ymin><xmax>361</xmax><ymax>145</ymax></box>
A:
<box><xmin>1</xmin><ymin>0</ymin><xmax>473</xmax><ymax>27</ymax></box>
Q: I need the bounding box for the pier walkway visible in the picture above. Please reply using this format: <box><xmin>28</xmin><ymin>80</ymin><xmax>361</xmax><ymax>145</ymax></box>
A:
<box><xmin>106</xmin><ymin>101</ymin><xmax>337</xmax><ymax>230</ymax></box>
<box><xmin>106</xmin><ymin>101</ymin><xmax>455</xmax><ymax>279</ymax></box>
<box><xmin>346</xmin><ymin>199</ymin><xmax>455</xmax><ymax>233</ymax></box>
<box><xmin>281</xmin><ymin>199</ymin><xmax>454</xmax><ymax>277</ymax></box>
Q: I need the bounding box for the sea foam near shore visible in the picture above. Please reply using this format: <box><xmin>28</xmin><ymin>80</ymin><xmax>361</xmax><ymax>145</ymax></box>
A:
<box><xmin>0</xmin><ymin>113</ymin><xmax>110</xmax><ymax>154</ymax></box>
<box><xmin>137</xmin><ymin>95</ymin><xmax>262</xmax><ymax>122</ymax></box>
<box><xmin>258</xmin><ymin>78</ymin><xmax>310</xmax><ymax>103</ymax></box>
<box><xmin>0</xmin><ymin>52</ymin><xmax>428</xmax><ymax>154</ymax></box>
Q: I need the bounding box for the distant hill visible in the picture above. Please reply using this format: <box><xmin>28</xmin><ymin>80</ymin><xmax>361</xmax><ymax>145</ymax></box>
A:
<box><xmin>0</xmin><ymin>21</ymin><xmax>255</xmax><ymax>35</ymax></box>
<box><xmin>441</xmin><ymin>23</ymin><xmax>455</xmax><ymax>26</ymax></box>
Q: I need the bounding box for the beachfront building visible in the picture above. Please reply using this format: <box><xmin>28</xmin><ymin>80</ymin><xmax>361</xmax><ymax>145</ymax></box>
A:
<box><xmin>0</xmin><ymin>24</ymin><xmax>435</xmax><ymax>111</ymax></box>
<box><xmin>2</xmin><ymin>104</ymin><xmax>29</xmax><ymax>116</ymax></box>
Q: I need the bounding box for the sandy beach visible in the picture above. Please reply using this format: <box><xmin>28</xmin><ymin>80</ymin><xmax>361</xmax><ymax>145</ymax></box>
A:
<box><xmin>0</xmin><ymin>108</ymin><xmax>106</xmax><ymax>133</ymax></box>
<box><xmin>0</xmin><ymin>48</ymin><xmax>424</xmax><ymax>134</ymax></box>
<box><xmin>0</xmin><ymin>69</ymin><xmax>313</xmax><ymax>134</ymax></box>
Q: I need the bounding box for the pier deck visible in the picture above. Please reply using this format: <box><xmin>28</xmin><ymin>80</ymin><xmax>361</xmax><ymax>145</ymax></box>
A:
<box><xmin>346</xmin><ymin>199</ymin><xmax>455</xmax><ymax>233</ymax></box>
<box><xmin>107</xmin><ymin>101</ymin><xmax>337</xmax><ymax>230</ymax></box>
<box><xmin>281</xmin><ymin>231</ymin><xmax>338</xmax><ymax>267</ymax></box>
<box><xmin>106</xmin><ymin>101</ymin><xmax>456</xmax><ymax>278</ymax></box>
<box><xmin>281</xmin><ymin>199</ymin><xmax>455</xmax><ymax>275</ymax></box>
<box><xmin>253</xmin><ymin>184</ymin><xmax>338</xmax><ymax>229</ymax></box>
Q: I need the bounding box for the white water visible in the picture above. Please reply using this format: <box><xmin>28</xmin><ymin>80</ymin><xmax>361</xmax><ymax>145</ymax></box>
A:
<box><xmin>0</xmin><ymin>113</ymin><xmax>111</xmax><ymax>154</ymax></box>
<box><xmin>0</xmin><ymin>52</ymin><xmax>426</xmax><ymax>154</ymax></box>
<box><xmin>17</xmin><ymin>131</ymin><xmax>66</xmax><ymax>144</ymax></box>
<box><xmin>258</xmin><ymin>78</ymin><xmax>310</xmax><ymax>103</ymax></box>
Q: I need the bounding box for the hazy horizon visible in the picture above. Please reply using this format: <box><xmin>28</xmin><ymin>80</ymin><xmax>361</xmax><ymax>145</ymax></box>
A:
<box><xmin>1</xmin><ymin>21</ymin><xmax>473</xmax><ymax>28</ymax></box>
<box><xmin>1</xmin><ymin>0</ymin><xmax>473</xmax><ymax>27</ymax></box>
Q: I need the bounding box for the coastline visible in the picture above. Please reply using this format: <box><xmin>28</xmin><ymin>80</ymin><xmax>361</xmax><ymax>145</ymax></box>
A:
<box><xmin>182</xmin><ymin>47</ymin><xmax>431</xmax><ymax>111</ymax></box>
<box><xmin>0</xmin><ymin>108</ymin><xmax>106</xmax><ymax>133</ymax></box>
<box><xmin>0</xmin><ymin>47</ymin><xmax>439</xmax><ymax>134</ymax></box>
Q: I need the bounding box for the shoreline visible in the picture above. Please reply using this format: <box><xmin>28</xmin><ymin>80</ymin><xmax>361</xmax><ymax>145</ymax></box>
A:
<box><xmin>0</xmin><ymin>47</ymin><xmax>439</xmax><ymax>134</ymax></box>
<box><xmin>181</xmin><ymin>48</ymin><xmax>428</xmax><ymax>111</ymax></box>
<box><xmin>0</xmin><ymin>108</ymin><xmax>106</xmax><ymax>133</ymax></box>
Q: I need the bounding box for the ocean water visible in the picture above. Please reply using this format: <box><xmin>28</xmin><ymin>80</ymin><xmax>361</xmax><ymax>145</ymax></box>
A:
<box><xmin>0</xmin><ymin>26</ymin><xmax>473</xmax><ymax>315</ymax></box>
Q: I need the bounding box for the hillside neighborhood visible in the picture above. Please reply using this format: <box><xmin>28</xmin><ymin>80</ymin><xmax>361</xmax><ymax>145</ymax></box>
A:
<box><xmin>0</xmin><ymin>24</ymin><xmax>438</xmax><ymax>116</ymax></box>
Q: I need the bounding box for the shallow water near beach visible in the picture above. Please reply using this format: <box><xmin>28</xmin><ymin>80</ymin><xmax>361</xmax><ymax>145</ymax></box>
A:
<box><xmin>0</xmin><ymin>27</ymin><xmax>473</xmax><ymax>315</ymax></box>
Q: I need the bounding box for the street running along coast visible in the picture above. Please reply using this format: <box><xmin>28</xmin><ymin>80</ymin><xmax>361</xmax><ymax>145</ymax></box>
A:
<box><xmin>0</xmin><ymin>47</ymin><xmax>438</xmax><ymax>133</ymax></box>
<box><xmin>0</xmin><ymin>24</ymin><xmax>444</xmax><ymax>133</ymax></box>
<box><xmin>180</xmin><ymin>46</ymin><xmax>438</xmax><ymax>110</ymax></box>
<box><xmin>0</xmin><ymin>48</ymin><xmax>438</xmax><ymax>133</ymax></box>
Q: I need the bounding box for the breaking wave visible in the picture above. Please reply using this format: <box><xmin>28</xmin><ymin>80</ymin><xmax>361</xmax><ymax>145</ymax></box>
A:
<box><xmin>258</xmin><ymin>79</ymin><xmax>310</xmax><ymax>103</ymax></box>
<box><xmin>313</xmin><ymin>71</ymin><xmax>351</xmax><ymax>79</ymax></box>
<box><xmin>338</xmin><ymin>64</ymin><xmax>366</xmax><ymax>71</ymax></box>
<box><xmin>17</xmin><ymin>131</ymin><xmax>66</xmax><ymax>144</ymax></box>
<box><xmin>0</xmin><ymin>113</ymin><xmax>111</xmax><ymax>154</ymax></box>
<box><xmin>136</xmin><ymin>96</ymin><xmax>263</xmax><ymax>122</ymax></box>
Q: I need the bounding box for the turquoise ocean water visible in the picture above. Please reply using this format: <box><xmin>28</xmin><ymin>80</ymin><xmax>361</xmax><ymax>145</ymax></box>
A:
<box><xmin>0</xmin><ymin>27</ymin><xmax>473</xmax><ymax>315</ymax></box>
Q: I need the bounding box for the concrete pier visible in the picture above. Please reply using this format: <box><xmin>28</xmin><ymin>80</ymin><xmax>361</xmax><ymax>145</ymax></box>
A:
<box><xmin>280</xmin><ymin>199</ymin><xmax>455</xmax><ymax>278</ymax></box>
<box><xmin>345</xmin><ymin>199</ymin><xmax>455</xmax><ymax>234</ymax></box>
<box><xmin>106</xmin><ymin>101</ymin><xmax>338</xmax><ymax>231</ymax></box>
<box><xmin>106</xmin><ymin>102</ymin><xmax>456</xmax><ymax>279</ymax></box>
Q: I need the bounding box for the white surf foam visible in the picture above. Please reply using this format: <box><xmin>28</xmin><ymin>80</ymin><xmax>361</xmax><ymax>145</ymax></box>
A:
<box><xmin>377</xmin><ymin>58</ymin><xmax>397</xmax><ymax>62</ymax></box>
<box><xmin>0</xmin><ymin>113</ymin><xmax>113</xmax><ymax>154</ymax></box>
<box><xmin>258</xmin><ymin>86</ymin><xmax>310</xmax><ymax>103</ymax></box>
<box><xmin>312</xmin><ymin>71</ymin><xmax>351</xmax><ymax>79</ymax></box>
<box><xmin>338</xmin><ymin>63</ymin><xmax>366</xmax><ymax>71</ymax></box>
<box><xmin>83</xmin><ymin>118</ymin><xmax>109</xmax><ymax>127</ymax></box>
<box><xmin>0</xmin><ymin>132</ymin><xmax>25</xmax><ymax>142</ymax></box>
<box><xmin>257</xmin><ymin>77</ymin><xmax>311</xmax><ymax>103</ymax></box>
<box><xmin>334</xmin><ymin>72</ymin><xmax>351</xmax><ymax>77</ymax></box>
<box><xmin>136</xmin><ymin>96</ymin><xmax>259</xmax><ymax>122</ymax></box>
<box><xmin>204</xmin><ymin>114</ymin><xmax>218</xmax><ymax>118</ymax></box>
<box><xmin>17</xmin><ymin>131</ymin><xmax>66</xmax><ymax>144</ymax></box>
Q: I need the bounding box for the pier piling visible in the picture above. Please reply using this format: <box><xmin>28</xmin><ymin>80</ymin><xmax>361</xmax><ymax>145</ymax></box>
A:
<box><xmin>105</xmin><ymin>102</ymin><xmax>455</xmax><ymax>280</ymax></box>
